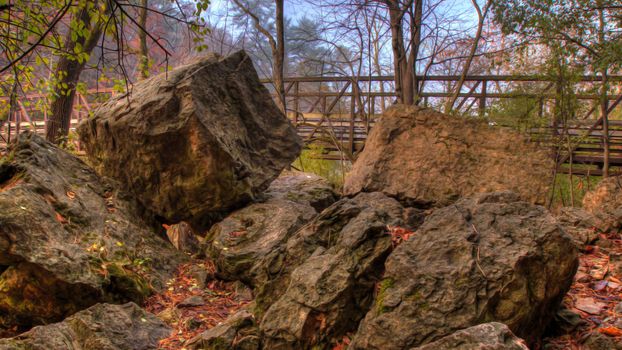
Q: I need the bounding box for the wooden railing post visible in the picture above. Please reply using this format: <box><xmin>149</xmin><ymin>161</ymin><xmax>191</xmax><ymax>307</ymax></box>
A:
<box><xmin>479</xmin><ymin>80</ymin><xmax>487</xmax><ymax>117</ymax></box>
<box><xmin>349</xmin><ymin>81</ymin><xmax>356</xmax><ymax>154</ymax></box>
<box><xmin>293</xmin><ymin>81</ymin><xmax>299</xmax><ymax>127</ymax></box>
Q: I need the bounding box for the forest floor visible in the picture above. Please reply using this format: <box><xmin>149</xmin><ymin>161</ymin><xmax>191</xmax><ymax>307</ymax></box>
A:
<box><xmin>544</xmin><ymin>229</ymin><xmax>622</xmax><ymax>349</ymax></box>
<box><xmin>144</xmin><ymin>260</ymin><xmax>250</xmax><ymax>350</ymax></box>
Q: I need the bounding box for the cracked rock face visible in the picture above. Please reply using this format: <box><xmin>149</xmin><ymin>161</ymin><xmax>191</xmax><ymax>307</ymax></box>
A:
<box><xmin>0</xmin><ymin>303</ymin><xmax>170</xmax><ymax>350</ymax></box>
<box><xmin>411</xmin><ymin>322</ymin><xmax>529</xmax><ymax>350</ymax></box>
<box><xmin>78</xmin><ymin>50</ymin><xmax>302</xmax><ymax>229</ymax></box>
<box><xmin>205</xmin><ymin>171</ymin><xmax>338</xmax><ymax>288</ymax></box>
<box><xmin>582</xmin><ymin>176</ymin><xmax>622</xmax><ymax>232</ymax></box>
<box><xmin>255</xmin><ymin>192</ymin><xmax>423</xmax><ymax>349</ymax></box>
<box><xmin>0</xmin><ymin>133</ymin><xmax>185</xmax><ymax>331</ymax></box>
<box><xmin>350</xmin><ymin>192</ymin><xmax>578</xmax><ymax>349</ymax></box>
<box><xmin>344</xmin><ymin>105</ymin><xmax>553</xmax><ymax>207</ymax></box>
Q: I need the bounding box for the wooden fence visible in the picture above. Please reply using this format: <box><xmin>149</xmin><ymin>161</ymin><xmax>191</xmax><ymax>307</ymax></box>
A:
<box><xmin>2</xmin><ymin>74</ymin><xmax>622</xmax><ymax>176</ymax></box>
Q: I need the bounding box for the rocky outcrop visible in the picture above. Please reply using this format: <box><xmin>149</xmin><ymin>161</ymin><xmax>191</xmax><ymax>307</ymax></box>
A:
<box><xmin>265</xmin><ymin>171</ymin><xmax>339</xmax><ymax>212</ymax></box>
<box><xmin>186</xmin><ymin>308</ymin><xmax>260</xmax><ymax>350</ymax></box>
<box><xmin>205</xmin><ymin>171</ymin><xmax>338</xmax><ymax>287</ymax></box>
<box><xmin>0</xmin><ymin>303</ymin><xmax>170</xmax><ymax>350</ymax></box>
<box><xmin>412</xmin><ymin>323</ymin><xmax>529</xmax><ymax>350</ymax></box>
<box><xmin>78</xmin><ymin>51</ymin><xmax>302</xmax><ymax>229</ymax></box>
<box><xmin>344</xmin><ymin>105</ymin><xmax>553</xmax><ymax>207</ymax></box>
<box><xmin>350</xmin><ymin>192</ymin><xmax>578</xmax><ymax>349</ymax></box>
<box><xmin>583</xmin><ymin>176</ymin><xmax>622</xmax><ymax>232</ymax></box>
<box><xmin>257</xmin><ymin>192</ymin><xmax>423</xmax><ymax>349</ymax></box>
<box><xmin>165</xmin><ymin>222</ymin><xmax>200</xmax><ymax>254</ymax></box>
<box><xmin>555</xmin><ymin>207</ymin><xmax>599</xmax><ymax>248</ymax></box>
<box><xmin>0</xmin><ymin>133</ymin><xmax>185</xmax><ymax>330</ymax></box>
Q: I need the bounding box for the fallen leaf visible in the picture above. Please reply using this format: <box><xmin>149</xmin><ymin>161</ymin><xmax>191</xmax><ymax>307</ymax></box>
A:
<box><xmin>55</xmin><ymin>212</ymin><xmax>68</xmax><ymax>224</ymax></box>
<box><xmin>66</xmin><ymin>190</ymin><xmax>76</xmax><ymax>199</ymax></box>
<box><xmin>575</xmin><ymin>297</ymin><xmax>607</xmax><ymax>315</ymax></box>
<box><xmin>598</xmin><ymin>326</ymin><xmax>622</xmax><ymax>337</ymax></box>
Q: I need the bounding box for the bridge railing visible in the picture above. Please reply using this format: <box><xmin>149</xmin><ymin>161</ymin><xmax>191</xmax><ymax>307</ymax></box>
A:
<box><xmin>2</xmin><ymin>75</ymin><xmax>622</xmax><ymax>175</ymax></box>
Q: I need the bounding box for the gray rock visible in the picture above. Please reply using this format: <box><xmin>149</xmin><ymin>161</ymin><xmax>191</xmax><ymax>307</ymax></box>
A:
<box><xmin>344</xmin><ymin>105</ymin><xmax>553</xmax><ymax>207</ymax></box>
<box><xmin>412</xmin><ymin>323</ymin><xmax>529</xmax><ymax>350</ymax></box>
<box><xmin>0</xmin><ymin>303</ymin><xmax>170</xmax><ymax>350</ymax></box>
<box><xmin>78</xmin><ymin>51</ymin><xmax>302</xmax><ymax>229</ymax></box>
<box><xmin>350</xmin><ymin>192</ymin><xmax>578</xmax><ymax>349</ymax></box>
<box><xmin>186</xmin><ymin>308</ymin><xmax>260</xmax><ymax>350</ymax></box>
<box><xmin>0</xmin><ymin>133</ymin><xmax>185</xmax><ymax>330</ymax></box>
<box><xmin>205</xmin><ymin>171</ymin><xmax>338</xmax><ymax>287</ymax></box>
<box><xmin>583</xmin><ymin>176</ymin><xmax>622</xmax><ymax>232</ymax></box>
<box><xmin>555</xmin><ymin>207</ymin><xmax>599</xmax><ymax>247</ymax></box>
<box><xmin>583</xmin><ymin>331</ymin><xmax>622</xmax><ymax>350</ymax></box>
<box><xmin>177</xmin><ymin>295</ymin><xmax>205</xmax><ymax>308</ymax></box>
<box><xmin>265</xmin><ymin>171</ymin><xmax>339</xmax><ymax>212</ymax></box>
<box><xmin>258</xmin><ymin>192</ymin><xmax>423</xmax><ymax>349</ymax></box>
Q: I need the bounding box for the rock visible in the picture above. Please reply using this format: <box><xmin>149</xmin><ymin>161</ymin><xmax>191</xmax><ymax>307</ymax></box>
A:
<box><xmin>350</xmin><ymin>192</ymin><xmax>578</xmax><ymax>349</ymax></box>
<box><xmin>78</xmin><ymin>51</ymin><xmax>302</xmax><ymax>229</ymax></box>
<box><xmin>583</xmin><ymin>331</ymin><xmax>622</xmax><ymax>350</ymax></box>
<box><xmin>0</xmin><ymin>303</ymin><xmax>170</xmax><ymax>350</ymax></box>
<box><xmin>206</xmin><ymin>197</ymin><xmax>317</xmax><ymax>287</ymax></box>
<box><xmin>265</xmin><ymin>171</ymin><xmax>339</xmax><ymax>212</ymax></box>
<box><xmin>555</xmin><ymin>207</ymin><xmax>599</xmax><ymax>247</ymax></box>
<box><xmin>186</xmin><ymin>308</ymin><xmax>260</xmax><ymax>350</ymax></box>
<box><xmin>258</xmin><ymin>192</ymin><xmax>423</xmax><ymax>349</ymax></box>
<box><xmin>344</xmin><ymin>105</ymin><xmax>552</xmax><ymax>207</ymax></box>
<box><xmin>412</xmin><ymin>323</ymin><xmax>529</xmax><ymax>350</ymax></box>
<box><xmin>205</xmin><ymin>172</ymin><xmax>338</xmax><ymax>287</ymax></box>
<box><xmin>547</xmin><ymin>307</ymin><xmax>587</xmax><ymax>336</ymax></box>
<box><xmin>165</xmin><ymin>221</ymin><xmax>200</xmax><ymax>254</ymax></box>
<box><xmin>177</xmin><ymin>295</ymin><xmax>205</xmax><ymax>308</ymax></box>
<box><xmin>575</xmin><ymin>297</ymin><xmax>607</xmax><ymax>315</ymax></box>
<box><xmin>583</xmin><ymin>176</ymin><xmax>622</xmax><ymax>231</ymax></box>
<box><xmin>0</xmin><ymin>133</ymin><xmax>185</xmax><ymax>330</ymax></box>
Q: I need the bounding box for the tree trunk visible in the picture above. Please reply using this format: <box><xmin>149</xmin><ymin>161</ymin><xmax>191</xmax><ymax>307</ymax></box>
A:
<box><xmin>446</xmin><ymin>0</ymin><xmax>488</xmax><ymax>112</ymax></box>
<box><xmin>409</xmin><ymin>0</ymin><xmax>423</xmax><ymax>105</ymax></box>
<box><xmin>274</xmin><ymin>0</ymin><xmax>286</xmax><ymax>113</ymax></box>
<box><xmin>387</xmin><ymin>1</ymin><xmax>407</xmax><ymax>104</ymax></box>
<box><xmin>46</xmin><ymin>3</ymin><xmax>104</xmax><ymax>144</ymax></box>
<box><xmin>138</xmin><ymin>0</ymin><xmax>149</xmax><ymax>80</ymax></box>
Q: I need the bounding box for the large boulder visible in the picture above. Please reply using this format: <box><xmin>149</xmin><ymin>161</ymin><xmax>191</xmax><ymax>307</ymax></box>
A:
<box><xmin>257</xmin><ymin>192</ymin><xmax>423</xmax><ymax>349</ymax></box>
<box><xmin>78</xmin><ymin>51</ymin><xmax>302</xmax><ymax>229</ymax></box>
<box><xmin>344</xmin><ymin>105</ymin><xmax>553</xmax><ymax>207</ymax></box>
<box><xmin>412</xmin><ymin>323</ymin><xmax>529</xmax><ymax>350</ymax></box>
<box><xmin>582</xmin><ymin>176</ymin><xmax>622</xmax><ymax>232</ymax></box>
<box><xmin>206</xmin><ymin>171</ymin><xmax>338</xmax><ymax>287</ymax></box>
<box><xmin>0</xmin><ymin>303</ymin><xmax>170</xmax><ymax>350</ymax></box>
<box><xmin>0</xmin><ymin>133</ymin><xmax>185</xmax><ymax>330</ymax></box>
<box><xmin>350</xmin><ymin>192</ymin><xmax>578</xmax><ymax>349</ymax></box>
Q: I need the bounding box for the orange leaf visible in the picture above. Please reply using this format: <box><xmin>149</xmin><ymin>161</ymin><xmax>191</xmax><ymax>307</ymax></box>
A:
<box><xmin>599</xmin><ymin>327</ymin><xmax>622</xmax><ymax>337</ymax></box>
<box><xmin>55</xmin><ymin>212</ymin><xmax>68</xmax><ymax>224</ymax></box>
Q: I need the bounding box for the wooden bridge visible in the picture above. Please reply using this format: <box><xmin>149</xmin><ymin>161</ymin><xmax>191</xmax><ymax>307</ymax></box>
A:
<box><xmin>2</xmin><ymin>74</ymin><xmax>622</xmax><ymax>176</ymax></box>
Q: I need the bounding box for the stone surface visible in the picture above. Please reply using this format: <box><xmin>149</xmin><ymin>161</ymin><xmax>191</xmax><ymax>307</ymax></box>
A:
<box><xmin>583</xmin><ymin>331</ymin><xmax>622</xmax><ymax>350</ymax></box>
<box><xmin>258</xmin><ymin>192</ymin><xmax>423</xmax><ymax>349</ymax></box>
<box><xmin>0</xmin><ymin>133</ymin><xmax>185</xmax><ymax>330</ymax></box>
<box><xmin>265</xmin><ymin>171</ymin><xmax>339</xmax><ymax>212</ymax></box>
<box><xmin>165</xmin><ymin>221</ymin><xmax>200</xmax><ymax>254</ymax></box>
<box><xmin>412</xmin><ymin>323</ymin><xmax>529</xmax><ymax>350</ymax></box>
<box><xmin>350</xmin><ymin>192</ymin><xmax>578</xmax><ymax>349</ymax></box>
<box><xmin>186</xmin><ymin>308</ymin><xmax>260</xmax><ymax>350</ymax></box>
<box><xmin>583</xmin><ymin>176</ymin><xmax>622</xmax><ymax>232</ymax></box>
<box><xmin>78</xmin><ymin>50</ymin><xmax>302</xmax><ymax>229</ymax></box>
<box><xmin>344</xmin><ymin>105</ymin><xmax>553</xmax><ymax>207</ymax></box>
<box><xmin>0</xmin><ymin>303</ymin><xmax>170</xmax><ymax>350</ymax></box>
<box><xmin>555</xmin><ymin>207</ymin><xmax>599</xmax><ymax>248</ymax></box>
<box><xmin>206</xmin><ymin>172</ymin><xmax>338</xmax><ymax>287</ymax></box>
